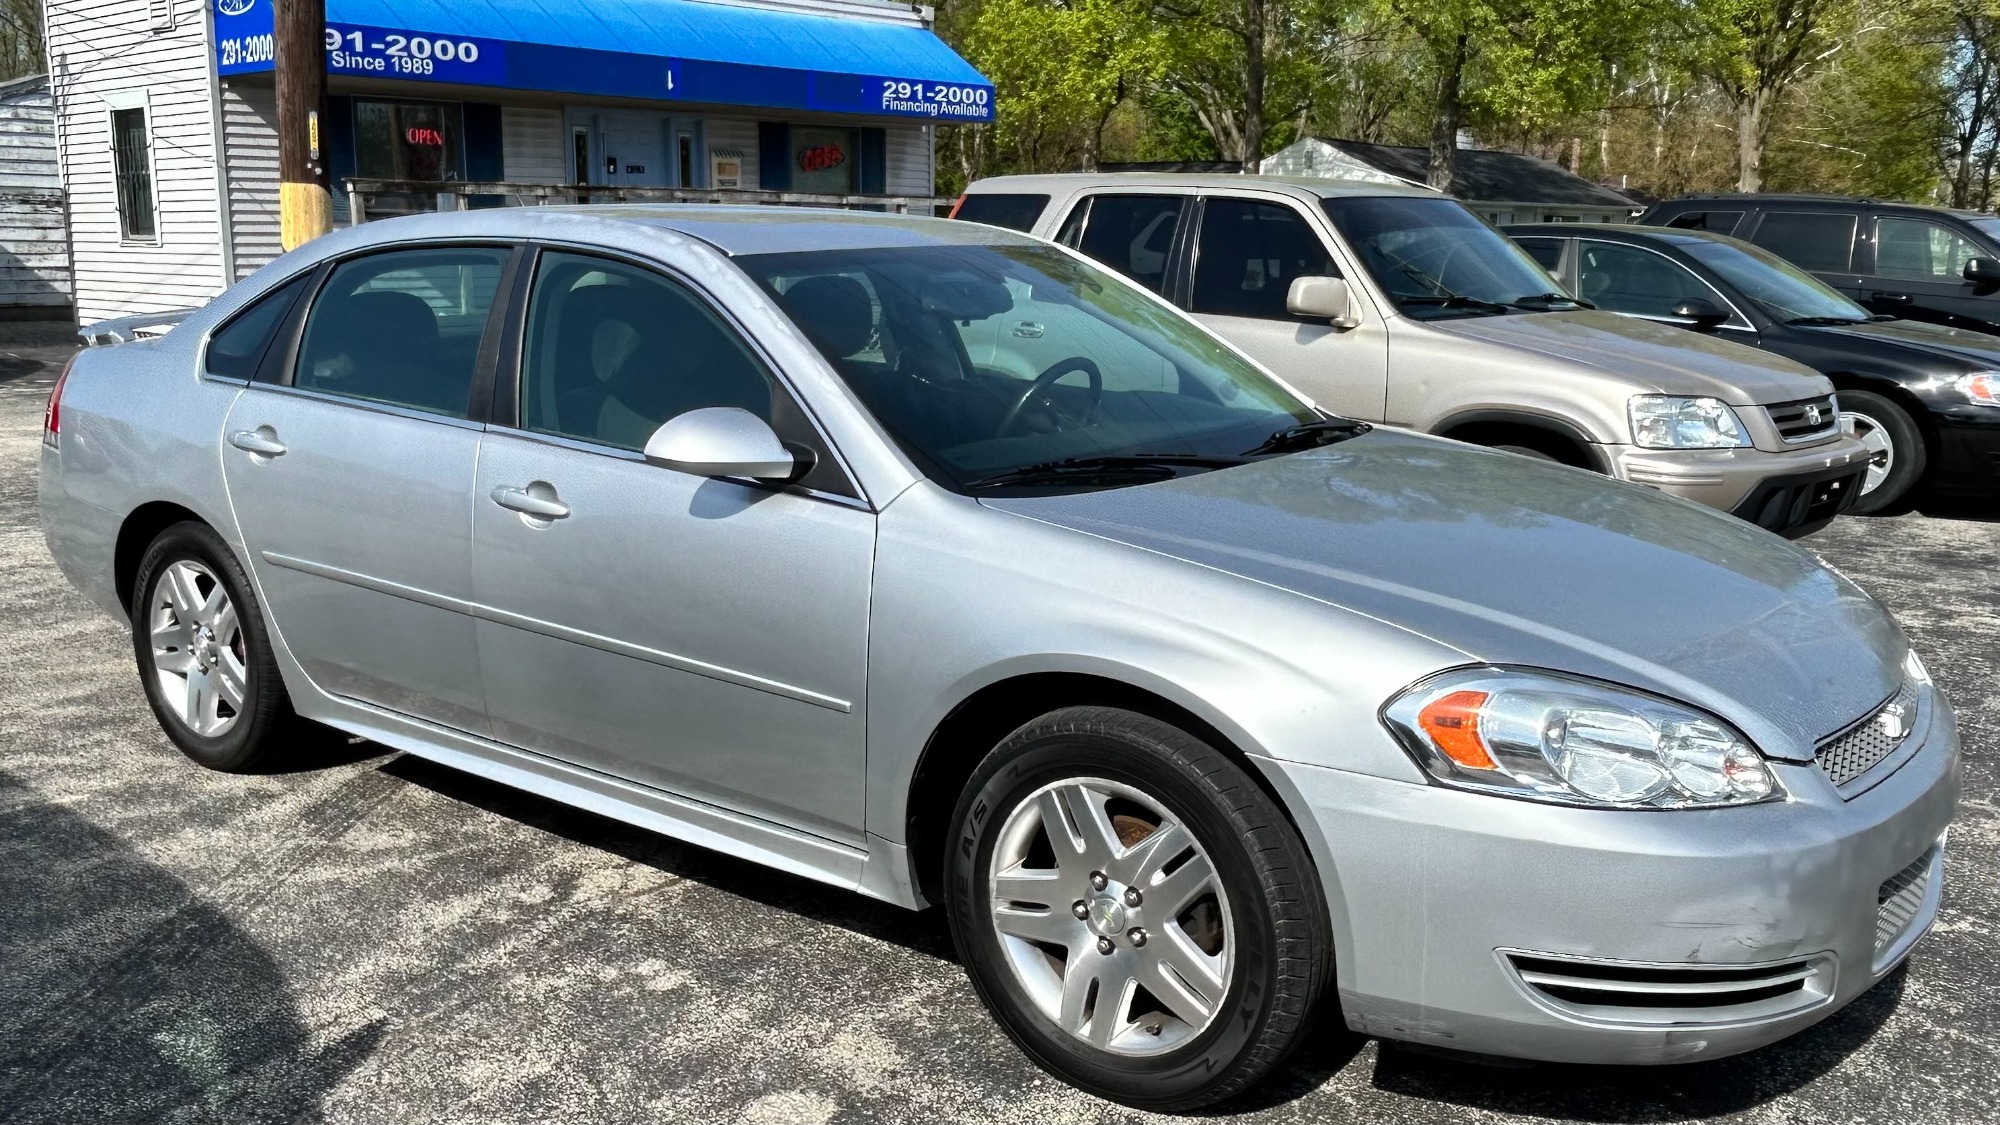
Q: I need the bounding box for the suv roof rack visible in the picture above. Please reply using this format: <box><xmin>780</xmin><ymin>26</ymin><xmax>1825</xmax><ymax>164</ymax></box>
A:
<box><xmin>1676</xmin><ymin>192</ymin><xmax>1878</xmax><ymax>204</ymax></box>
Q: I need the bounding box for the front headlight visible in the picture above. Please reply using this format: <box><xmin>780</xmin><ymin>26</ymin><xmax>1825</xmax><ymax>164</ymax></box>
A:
<box><xmin>1950</xmin><ymin>372</ymin><xmax>1998</xmax><ymax>405</ymax></box>
<box><xmin>1383</xmin><ymin>668</ymin><xmax>1781</xmax><ymax>808</ymax></box>
<box><xmin>1629</xmin><ymin>395</ymin><xmax>1751</xmax><ymax>449</ymax></box>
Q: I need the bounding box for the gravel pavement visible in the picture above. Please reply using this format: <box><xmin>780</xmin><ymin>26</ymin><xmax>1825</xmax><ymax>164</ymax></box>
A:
<box><xmin>2</xmin><ymin>337</ymin><xmax>1994</xmax><ymax>1125</ymax></box>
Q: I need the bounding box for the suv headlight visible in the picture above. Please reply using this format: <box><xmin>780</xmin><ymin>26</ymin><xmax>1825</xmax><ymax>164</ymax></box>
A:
<box><xmin>1383</xmin><ymin>668</ymin><xmax>1781</xmax><ymax>808</ymax></box>
<box><xmin>1951</xmin><ymin>372</ymin><xmax>1998</xmax><ymax>405</ymax></box>
<box><xmin>1629</xmin><ymin>395</ymin><xmax>1751</xmax><ymax>449</ymax></box>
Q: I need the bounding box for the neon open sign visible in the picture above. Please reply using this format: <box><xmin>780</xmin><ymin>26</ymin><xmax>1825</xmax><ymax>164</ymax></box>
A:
<box><xmin>405</xmin><ymin>126</ymin><xmax>446</xmax><ymax>146</ymax></box>
<box><xmin>798</xmin><ymin>144</ymin><xmax>846</xmax><ymax>173</ymax></box>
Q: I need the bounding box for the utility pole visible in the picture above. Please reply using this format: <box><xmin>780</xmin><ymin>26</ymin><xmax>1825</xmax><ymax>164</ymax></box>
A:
<box><xmin>275</xmin><ymin>0</ymin><xmax>331</xmax><ymax>250</ymax></box>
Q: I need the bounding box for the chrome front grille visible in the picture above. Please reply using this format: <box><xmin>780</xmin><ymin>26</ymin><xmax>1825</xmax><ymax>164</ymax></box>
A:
<box><xmin>1877</xmin><ymin>844</ymin><xmax>1940</xmax><ymax>957</ymax></box>
<box><xmin>1767</xmin><ymin>394</ymin><xmax>1840</xmax><ymax>442</ymax></box>
<box><xmin>1504</xmin><ymin>951</ymin><xmax>1833</xmax><ymax>1026</ymax></box>
<box><xmin>1818</xmin><ymin>679</ymin><xmax>1921</xmax><ymax>789</ymax></box>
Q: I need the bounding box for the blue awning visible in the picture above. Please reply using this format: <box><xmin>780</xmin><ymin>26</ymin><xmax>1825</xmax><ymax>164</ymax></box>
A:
<box><xmin>213</xmin><ymin>0</ymin><xmax>993</xmax><ymax>122</ymax></box>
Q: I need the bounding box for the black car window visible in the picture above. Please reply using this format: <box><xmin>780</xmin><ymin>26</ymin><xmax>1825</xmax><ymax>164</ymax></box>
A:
<box><xmin>1875</xmin><ymin>216</ymin><xmax>1985</xmax><ymax>281</ymax></box>
<box><xmin>1575</xmin><ymin>242</ymin><xmax>1714</xmax><ymax>317</ymax></box>
<box><xmin>1515</xmin><ymin>237</ymin><xmax>1566</xmax><ymax>272</ymax></box>
<box><xmin>1191</xmin><ymin>198</ymin><xmax>1335</xmax><ymax>320</ymax></box>
<box><xmin>295</xmin><ymin>248</ymin><xmax>507</xmax><ymax>417</ymax></box>
<box><xmin>1748</xmin><ymin>212</ymin><xmax>1857</xmax><ymax>273</ymax></box>
<box><xmin>205</xmin><ymin>273</ymin><xmax>310</xmax><ymax>380</ymax></box>
<box><xmin>520</xmin><ymin>252</ymin><xmax>775</xmax><ymax>451</ymax></box>
<box><xmin>1663</xmin><ymin>210</ymin><xmax>1743</xmax><ymax>235</ymax></box>
<box><xmin>1069</xmin><ymin>194</ymin><xmax>1184</xmax><ymax>293</ymax></box>
<box><xmin>954</xmin><ymin>193</ymin><xmax>1050</xmax><ymax>233</ymax></box>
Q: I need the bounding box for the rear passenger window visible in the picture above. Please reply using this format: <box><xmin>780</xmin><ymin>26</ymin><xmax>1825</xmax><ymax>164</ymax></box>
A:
<box><xmin>954</xmin><ymin>193</ymin><xmax>1049</xmax><ymax>233</ymax></box>
<box><xmin>205</xmin><ymin>274</ymin><xmax>310</xmax><ymax>380</ymax></box>
<box><xmin>1663</xmin><ymin>210</ymin><xmax>1743</xmax><ymax>234</ymax></box>
<box><xmin>1191</xmin><ymin>198</ymin><xmax>1334</xmax><ymax>320</ymax></box>
<box><xmin>1067</xmin><ymin>195</ymin><xmax>1185</xmax><ymax>293</ymax></box>
<box><xmin>1515</xmin><ymin>237</ymin><xmax>1566</xmax><ymax>272</ymax></box>
<box><xmin>1748</xmin><ymin>212</ymin><xmax>1857</xmax><ymax>273</ymax></box>
<box><xmin>520</xmin><ymin>252</ymin><xmax>775</xmax><ymax>451</ymax></box>
<box><xmin>295</xmin><ymin>248</ymin><xmax>508</xmax><ymax>418</ymax></box>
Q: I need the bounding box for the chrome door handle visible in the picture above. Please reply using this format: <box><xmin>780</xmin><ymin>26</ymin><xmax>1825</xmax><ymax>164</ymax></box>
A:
<box><xmin>1013</xmin><ymin>321</ymin><xmax>1045</xmax><ymax>338</ymax></box>
<box><xmin>227</xmin><ymin>429</ymin><xmax>287</xmax><ymax>457</ymax></box>
<box><xmin>490</xmin><ymin>485</ymin><xmax>571</xmax><ymax>520</ymax></box>
<box><xmin>1875</xmin><ymin>292</ymin><xmax>1912</xmax><ymax>304</ymax></box>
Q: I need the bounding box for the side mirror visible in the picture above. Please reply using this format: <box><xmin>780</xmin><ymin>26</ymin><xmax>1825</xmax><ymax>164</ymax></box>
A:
<box><xmin>1964</xmin><ymin>256</ymin><xmax>2000</xmax><ymax>285</ymax></box>
<box><xmin>642</xmin><ymin>407</ymin><xmax>797</xmax><ymax>482</ymax></box>
<box><xmin>1286</xmin><ymin>276</ymin><xmax>1359</xmax><ymax>328</ymax></box>
<box><xmin>1670</xmin><ymin>297</ymin><xmax>1729</xmax><ymax>329</ymax></box>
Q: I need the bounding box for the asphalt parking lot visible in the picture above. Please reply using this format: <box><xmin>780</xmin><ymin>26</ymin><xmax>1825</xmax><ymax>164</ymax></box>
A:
<box><xmin>2</xmin><ymin>332</ymin><xmax>1995</xmax><ymax>1125</ymax></box>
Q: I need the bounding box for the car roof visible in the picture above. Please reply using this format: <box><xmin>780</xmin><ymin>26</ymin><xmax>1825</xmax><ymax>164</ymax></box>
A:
<box><xmin>965</xmin><ymin>172</ymin><xmax>1444</xmax><ymax>201</ymax></box>
<box><xmin>1505</xmin><ymin>221</ymin><xmax>1726</xmax><ymax>247</ymax></box>
<box><xmin>332</xmin><ymin>204</ymin><xmax>1038</xmax><ymax>257</ymax></box>
<box><xmin>1657</xmin><ymin>194</ymin><xmax>1992</xmax><ymax>219</ymax></box>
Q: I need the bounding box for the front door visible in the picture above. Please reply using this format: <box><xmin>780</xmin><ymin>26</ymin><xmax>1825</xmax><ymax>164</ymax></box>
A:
<box><xmin>597</xmin><ymin>110</ymin><xmax>670</xmax><ymax>188</ymax></box>
<box><xmin>221</xmin><ymin>245</ymin><xmax>512</xmax><ymax>733</ymax></box>
<box><xmin>1184</xmin><ymin>195</ymin><xmax>1390</xmax><ymax>420</ymax></box>
<box><xmin>1862</xmin><ymin>213</ymin><xmax>2000</xmax><ymax>331</ymax></box>
<box><xmin>471</xmin><ymin>249</ymin><xmax>875</xmax><ymax>843</ymax></box>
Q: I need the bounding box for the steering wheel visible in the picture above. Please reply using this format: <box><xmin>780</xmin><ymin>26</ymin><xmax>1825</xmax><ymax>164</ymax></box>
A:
<box><xmin>996</xmin><ymin>356</ymin><xmax>1103</xmax><ymax>437</ymax></box>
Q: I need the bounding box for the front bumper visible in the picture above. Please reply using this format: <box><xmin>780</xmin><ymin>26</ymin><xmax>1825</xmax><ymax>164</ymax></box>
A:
<box><xmin>1930</xmin><ymin>406</ymin><xmax>2000</xmax><ymax>496</ymax></box>
<box><xmin>1608</xmin><ymin>435</ymin><xmax>1870</xmax><ymax>535</ymax></box>
<box><xmin>1264</xmin><ymin>691</ymin><xmax>1960</xmax><ymax>1065</ymax></box>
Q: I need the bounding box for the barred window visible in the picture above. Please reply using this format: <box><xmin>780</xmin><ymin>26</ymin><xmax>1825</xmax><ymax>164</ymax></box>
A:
<box><xmin>112</xmin><ymin>108</ymin><xmax>156</xmax><ymax>242</ymax></box>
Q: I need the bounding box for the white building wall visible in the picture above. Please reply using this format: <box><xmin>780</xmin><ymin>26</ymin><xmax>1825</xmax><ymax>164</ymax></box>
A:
<box><xmin>705</xmin><ymin>118</ymin><xmax>760</xmax><ymax>189</ymax></box>
<box><xmin>0</xmin><ymin>76</ymin><xmax>72</xmax><ymax>310</ymax></box>
<box><xmin>222</xmin><ymin>80</ymin><xmax>281</xmax><ymax>281</ymax></box>
<box><xmin>885</xmin><ymin>122</ymin><xmax>931</xmax><ymax>197</ymax></box>
<box><xmin>714</xmin><ymin>0</ymin><xmax>928</xmax><ymax>28</ymax></box>
<box><xmin>46</xmin><ymin>0</ymin><xmax>226</xmax><ymax>322</ymax></box>
<box><xmin>502</xmin><ymin>106</ymin><xmax>566</xmax><ymax>183</ymax></box>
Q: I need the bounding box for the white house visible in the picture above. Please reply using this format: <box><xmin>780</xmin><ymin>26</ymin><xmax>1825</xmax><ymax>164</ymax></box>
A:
<box><xmin>44</xmin><ymin>0</ymin><xmax>993</xmax><ymax>324</ymax></box>
<box><xmin>0</xmin><ymin>73</ymin><xmax>70</xmax><ymax>318</ymax></box>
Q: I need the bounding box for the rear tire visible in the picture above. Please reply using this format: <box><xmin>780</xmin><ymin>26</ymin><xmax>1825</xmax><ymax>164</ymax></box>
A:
<box><xmin>130</xmin><ymin>521</ymin><xmax>294</xmax><ymax>772</ymax></box>
<box><xmin>1839</xmin><ymin>390</ymin><xmax>1925</xmax><ymax>514</ymax></box>
<box><xmin>944</xmin><ymin>707</ymin><xmax>1330</xmax><ymax>1111</ymax></box>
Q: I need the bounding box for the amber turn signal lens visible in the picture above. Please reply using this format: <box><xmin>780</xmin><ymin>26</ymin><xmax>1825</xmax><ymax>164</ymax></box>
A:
<box><xmin>1417</xmin><ymin>690</ymin><xmax>1496</xmax><ymax>770</ymax></box>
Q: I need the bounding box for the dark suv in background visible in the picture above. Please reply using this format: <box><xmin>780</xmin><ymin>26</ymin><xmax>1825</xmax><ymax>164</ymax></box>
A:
<box><xmin>1641</xmin><ymin>194</ymin><xmax>2000</xmax><ymax>333</ymax></box>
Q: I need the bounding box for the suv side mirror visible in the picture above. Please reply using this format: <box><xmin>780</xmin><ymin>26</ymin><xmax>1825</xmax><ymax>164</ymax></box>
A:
<box><xmin>1964</xmin><ymin>257</ymin><xmax>2000</xmax><ymax>285</ymax></box>
<box><xmin>1287</xmin><ymin>276</ymin><xmax>1359</xmax><ymax>328</ymax></box>
<box><xmin>642</xmin><ymin>407</ymin><xmax>797</xmax><ymax>481</ymax></box>
<box><xmin>1670</xmin><ymin>297</ymin><xmax>1729</xmax><ymax>330</ymax></box>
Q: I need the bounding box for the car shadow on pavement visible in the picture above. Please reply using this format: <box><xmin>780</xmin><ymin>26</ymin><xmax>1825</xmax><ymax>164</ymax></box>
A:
<box><xmin>1365</xmin><ymin>965</ymin><xmax>1907</xmax><ymax>1122</ymax></box>
<box><xmin>377</xmin><ymin>754</ymin><xmax>960</xmax><ymax>962</ymax></box>
<box><xmin>0</xmin><ymin>768</ymin><xmax>385</xmax><ymax>1125</ymax></box>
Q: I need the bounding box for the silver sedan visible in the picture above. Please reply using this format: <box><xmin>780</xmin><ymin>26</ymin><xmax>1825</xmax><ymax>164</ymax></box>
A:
<box><xmin>39</xmin><ymin>207</ymin><xmax>1959</xmax><ymax>1110</ymax></box>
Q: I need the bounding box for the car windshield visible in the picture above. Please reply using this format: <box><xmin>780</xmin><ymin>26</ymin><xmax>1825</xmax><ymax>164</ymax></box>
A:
<box><xmin>1321</xmin><ymin>196</ymin><xmax>1571</xmax><ymax>318</ymax></box>
<box><xmin>1680</xmin><ymin>238</ymin><xmax>1871</xmax><ymax>323</ymax></box>
<box><xmin>736</xmin><ymin>241</ymin><xmax>1326</xmax><ymax>493</ymax></box>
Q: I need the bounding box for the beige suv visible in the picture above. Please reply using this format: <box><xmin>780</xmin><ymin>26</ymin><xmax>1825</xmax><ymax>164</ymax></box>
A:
<box><xmin>956</xmin><ymin>174</ymin><xmax>1872</xmax><ymax>537</ymax></box>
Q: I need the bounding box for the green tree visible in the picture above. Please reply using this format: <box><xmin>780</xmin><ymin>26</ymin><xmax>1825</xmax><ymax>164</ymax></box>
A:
<box><xmin>966</xmin><ymin>0</ymin><xmax>1169</xmax><ymax>172</ymax></box>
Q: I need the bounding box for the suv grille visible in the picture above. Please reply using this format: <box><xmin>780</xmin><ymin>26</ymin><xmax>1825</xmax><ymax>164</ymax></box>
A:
<box><xmin>1818</xmin><ymin>678</ymin><xmax>1920</xmax><ymax>790</ymax></box>
<box><xmin>1503</xmin><ymin>951</ymin><xmax>1833</xmax><ymax>1026</ymax></box>
<box><xmin>1876</xmin><ymin>844</ymin><xmax>1940</xmax><ymax>958</ymax></box>
<box><xmin>1767</xmin><ymin>394</ymin><xmax>1840</xmax><ymax>442</ymax></box>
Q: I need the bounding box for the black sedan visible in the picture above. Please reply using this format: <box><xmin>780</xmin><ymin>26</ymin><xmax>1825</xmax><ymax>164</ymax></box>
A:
<box><xmin>1507</xmin><ymin>223</ymin><xmax>2000</xmax><ymax>513</ymax></box>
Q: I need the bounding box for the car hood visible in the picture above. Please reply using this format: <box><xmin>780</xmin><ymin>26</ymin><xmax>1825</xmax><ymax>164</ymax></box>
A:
<box><xmin>984</xmin><ymin>429</ymin><xmax>1903</xmax><ymax>760</ymax></box>
<box><xmin>1805</xmin><ymin>318</ymin><xmax>2000</xmax><ymax>369</ymax></box>
<box><xmin>1420</xmin><ymin>309</ymin><xmax>1829</xmax><ymax>404</ymax></box>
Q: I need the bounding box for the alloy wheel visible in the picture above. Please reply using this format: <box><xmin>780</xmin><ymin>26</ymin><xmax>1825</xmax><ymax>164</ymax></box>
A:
<box><xmin>986</xmin><ymin>777</ymin><xmax>1234</xmax><ymax>1055</ymax></box>
<box><xmin>147</xmin><ymin>560</ymin><xmax>247</xmax><ymax>737</ymax></box>
<box><xmin>1843</xmin><ymin>410</ymin><xmax>1894</xmax><ymax>495</ymax></box>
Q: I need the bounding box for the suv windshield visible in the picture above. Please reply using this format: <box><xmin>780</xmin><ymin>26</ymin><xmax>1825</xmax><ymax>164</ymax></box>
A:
<box><xmin>1681</xmin><ymin>237</ymin><xmax>1870</xmax><ymax>324</ymax></box>
<box><xmin>1322</xmin><ymin>196</ymin><xmax>1572</xmax><ymax>318</ymax></box>
<box><xmin>736</xmin><ymin>242</ymin><xmax>1332</xmax><ymax>493</ymax></box>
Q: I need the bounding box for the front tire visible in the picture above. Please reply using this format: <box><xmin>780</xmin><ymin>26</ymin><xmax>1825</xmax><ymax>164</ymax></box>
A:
<box><xmin>1840</xmin><ymin>390</ymin><xmax>1926</xmax><ymax>514</ymax></box>
<box><xmin>945</xmin><ymin>707</ymin><xmax>1330</xmax><ymax>1110</ymax></box>
<box><xmin>130</xmin><ymin>521</ymin><xmax>294</xmax><ymax>772</ymax></box>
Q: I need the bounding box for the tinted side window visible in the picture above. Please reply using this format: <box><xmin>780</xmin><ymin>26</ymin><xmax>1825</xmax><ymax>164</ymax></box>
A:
<box><xmin>1515</xmin><ymin>237</ymin><xmax>1566</xmax><ymax>272</ymax></box>
<box><xmin>296</xmin><ymin>248</ymin><xmax>507</xmax><ymax>417</ymax></box>
<box><xmin>521</xmin><ymin>252</ymin><xmax>774</xmax><ymax>451</ymax></box>
<box><xmin>1575</xmin><ymin>242</ymin><xmax>1714</xmax><ymax>317</ymax></box>
<box><xmin>1875</xmin><ymin>217</ymin><xmax>1986</xmax><ymax>281</ymax></box>
<box><xmin>1663</xmin><ymin>210</ymin><xmax>1743</xmax><ymax>234</ymax></box>
<box><xmin>1191</xmin><ymin>198</ymin><xmax>1334</xmax><ymax>320</ymax></box>
<box><xmin>955</xmin><ymin>193</ymin><xmax>1050</xmax><ymax>233</ymax></box>
<box><xmin>205</xmin><ymin>274</ymin><xmax>309</xmax><ymax>379</ymax></box>
<box><xmin>1072</xmin><ymin>195</ymin><xmax>1184</xmax><ymax>293</ymax></box>
<box><xmin>1748</xmin><ymin>212</ymin><xmax>1857</xmax><ymax>272</ymax></box>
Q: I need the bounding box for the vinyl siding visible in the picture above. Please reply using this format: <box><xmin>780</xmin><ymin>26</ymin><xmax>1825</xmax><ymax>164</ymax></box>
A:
<box><xmin>0</xmin><ymin>79</ymin><xmax>72</xmax><ymax>308</ymax></box>
<box><xmin>47</xmin><ymin>0</ymin><xmax>225</xmax><ymax>323</ymax></box>
<box><xmin>885</xmin><ymin>121</ymin><xmax>930</xmax><ymax>198</ymax></box>
<box><xmin>705</xmin><ymin>117</ymin><xmax>759</xmax><ymax>190</ymax></box>
<box><xmin>222</xmin><ymin>79</ymin><xmax>280</xmax><ymax>281</ymax></box>
<box><xmin>502</xmin><ymin>105</ymin><xmax>566</xmax><ymax>185</ymax></box>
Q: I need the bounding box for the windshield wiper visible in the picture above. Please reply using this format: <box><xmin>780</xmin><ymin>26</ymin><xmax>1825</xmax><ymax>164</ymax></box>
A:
<box><xmin>1241</xmin><ymin>417</ymin><xmax>1372</xmax><ymax>456</ymax></box>
<box><xmin>1398</xmin><ymin>294</ymin><xmax>1512</xmax><ymax>314</ymax></box>
<box><xmin>1508</xmin><ymin>292</ymin><xmax>1592</xmax><ymax>310</ymax></box>
<box><xmin>1787</xmin><ymin>315</ymin><xmax>1870</xmax><ymax>326</ymax></box>
<box><xmin>963</xmin><ymin>454</ymin><xmax>1246</xmax><ymax>490</ymax></box>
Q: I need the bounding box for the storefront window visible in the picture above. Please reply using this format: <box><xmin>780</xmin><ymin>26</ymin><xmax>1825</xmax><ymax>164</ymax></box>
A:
<box><xmin>791</xmin><ymin>126</ymin><xmax>857</xmax><ymax>195</ymax></box>
<box><xmin>354</xmin><ymin>99</ymin><xmax>464</xmax><ymax>183</ymax></box>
